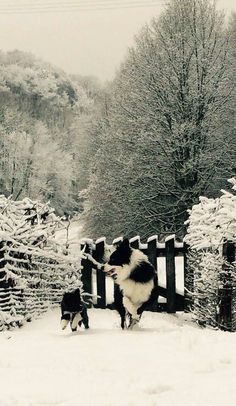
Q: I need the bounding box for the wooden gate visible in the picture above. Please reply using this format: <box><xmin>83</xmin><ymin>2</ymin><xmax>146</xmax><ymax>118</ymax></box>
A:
<box><xmin>81</xmin><ymin>235</ymin><xmax>190</xmax><ymax>313</ymax></box>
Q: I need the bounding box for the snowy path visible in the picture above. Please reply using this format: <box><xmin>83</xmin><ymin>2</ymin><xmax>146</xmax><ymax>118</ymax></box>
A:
<box><xmin>54</xmin><ymin>218</ymin><xmax>84</xmax><ymax>256</ymax></box>
<box><xmin>1</xmin><ymin>309</ymin><xmax>236</xmax><ymax>406</ymax></box>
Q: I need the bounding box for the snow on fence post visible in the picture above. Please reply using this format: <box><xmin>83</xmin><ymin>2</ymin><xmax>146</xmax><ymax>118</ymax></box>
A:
<box><xmin>165</xmin><ymin>235</ymin><xmax>176</xmax><ymax>313</ymax></box>
<box><xmin>112</xmin><ymin>236</ymin><xmax>123</xmax><ymax>247</ymax></box>
<box><xmin>81</xmin><ymin>241</ymin><xmax>93</xmax><ymax>308</ymax></box>
<box><xmin>129</xmin><ymin>236</ymin><xmax>140</xmax><ymax>249</ymax></box>
<box><xmin>217</xmin><ymin>241</ymin><xmax>235</xmax><ymax>331</ymax></box>
<box><xmin>94</xmin><ymin>238</ymin><xmax>106</xmax><ymax>309</ymax></box>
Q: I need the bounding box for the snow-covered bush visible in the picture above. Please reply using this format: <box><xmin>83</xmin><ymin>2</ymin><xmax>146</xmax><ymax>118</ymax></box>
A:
<box><xmin>185</xmin><ymin>178</ymin><xmax>236</xmax><ymax>329</ymax></box>
<box><xmin>0</xmin><ymin>196</ymin><xmax>82</xmax><ymax>331</ymax></box>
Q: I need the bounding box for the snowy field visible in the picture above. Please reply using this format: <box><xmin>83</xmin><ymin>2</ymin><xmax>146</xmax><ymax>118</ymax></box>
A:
<box><xmin>1</xmin><ymin>308</ymin><xmax>236</xmax><ymax>406</ymax></box>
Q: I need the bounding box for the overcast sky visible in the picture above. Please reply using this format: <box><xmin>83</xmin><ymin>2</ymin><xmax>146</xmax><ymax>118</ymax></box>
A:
<box><xmin>0</xmin><ymin>0</ymin><xmax>235</xmax><ymax>82</ymax></box>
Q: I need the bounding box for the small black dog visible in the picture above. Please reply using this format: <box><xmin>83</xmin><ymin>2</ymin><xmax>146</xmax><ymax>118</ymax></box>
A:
<box><xmin>61</xmin><ymin>288</ymin><xmax>89</xmax><ymax>332</ymax></box>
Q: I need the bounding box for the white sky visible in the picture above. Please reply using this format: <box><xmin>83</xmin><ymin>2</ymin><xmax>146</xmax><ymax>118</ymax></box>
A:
<box><xmin>0</xmin><ymin>0</ymin><xmax>235</xmax><ymax>82</ymax></box>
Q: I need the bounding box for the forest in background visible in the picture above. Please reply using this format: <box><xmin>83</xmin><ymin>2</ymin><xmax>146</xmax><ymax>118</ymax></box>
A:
<box><xmin>0</xmin><ymin>0</ymin><xmax>236</xmax><ymax>240</ymax></box>
<box><xmin>0</xmin><ymin>49</ymin><xmax>103</xmax><ymax>216</ymax></box>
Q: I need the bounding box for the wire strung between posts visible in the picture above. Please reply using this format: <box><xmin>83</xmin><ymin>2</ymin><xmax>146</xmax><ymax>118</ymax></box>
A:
<box><xmin>0</xmin><ymin>0</ymin><xmax>166</xmax><ymax>14</ymax></box>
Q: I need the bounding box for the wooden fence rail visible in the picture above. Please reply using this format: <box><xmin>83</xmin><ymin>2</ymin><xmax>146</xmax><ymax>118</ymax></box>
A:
<box><xmin>81</xmin><ymin>235</ymin><xmax>189</xmax><ymax>313</ymax></box>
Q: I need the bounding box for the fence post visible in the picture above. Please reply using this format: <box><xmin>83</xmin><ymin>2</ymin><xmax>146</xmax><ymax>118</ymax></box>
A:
<box><xmin>217</xmin><ymin>241</ymin><xmax>235</xmax><ymax>331</ymax></box>
<box><xmin>147</xmin><ymin>235</ymin><xmax>158</xmax><ymax>310</ymax></box>
<box><xmin>183</xmin><ymin>242</ymin><xmax>192</xmax><ymax>312</ymax></box>
<box><xmin>0</xmin><ymin>241</ymin><xmax>7</xmax><ymax>290</ymax></box>
<box><xmin>165</xmin><ymin>235</ymin><xmax>176</xmax><ymax>313</ymax></box>
<box><xmin>112</xmin><ymin>237</ymin><xmax>123</xmax><ymax>247</ymax></box>
<box><xmin>94</xmin><ymin>238</ymin><xmax>106</xmax><ymax>309</ymax></box>
<box><xmin>80</xmin><ymin>241</ymin><xmax>93</xmax><ymax>308</ymax></box>
<box><xmin>129</xmin><ymin>236</ymin><xmax>140</xmax><ymax>249</ymax></box>
<box><xmin>147</xmin><ymin>235</ymin><xmax>157</xmax><ymax>270</ymax></box>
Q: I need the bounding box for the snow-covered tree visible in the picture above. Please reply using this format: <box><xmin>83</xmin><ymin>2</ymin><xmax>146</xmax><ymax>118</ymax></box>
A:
<box><xmin>185</xmin><ymin>178</ymin><xmax>236</xmax><ymax>329</ymax></box>
<box><xmin>0</xmin><ymin>110</ymin><xmax>76</xmax><ymax>214</ymax></box>
<box><xmin>83</xmin><ymin>0</ymin><xmax>234</xmax><ymax>239</ymax></box>
<box><xmin>0</xmin><ymin>50</ymin><xmax>97</xmax><ymax>216</ymax></box>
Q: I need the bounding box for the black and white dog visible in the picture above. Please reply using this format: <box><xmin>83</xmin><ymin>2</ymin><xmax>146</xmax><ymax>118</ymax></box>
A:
<box><xmin>104</xmin><ymin>239</ymin><xmax>158</xmax><ymax>329</ymax></box>
<box><xmin>60</xmin><ymin>288</ymin><xmax>89</xmax><ymax>332</ymax></box>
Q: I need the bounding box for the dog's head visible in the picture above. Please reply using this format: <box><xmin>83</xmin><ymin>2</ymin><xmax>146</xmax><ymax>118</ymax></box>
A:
<box><xmin>104</xmin><ymin>238</ymin><xmax>132</xmax><ymax>280</ymax></box>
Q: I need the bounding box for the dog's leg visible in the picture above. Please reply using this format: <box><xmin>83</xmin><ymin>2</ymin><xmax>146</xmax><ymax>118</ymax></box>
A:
<box><xmin>70</xmin><ymin>312</ymin><xmax>82</xmax><ymax>332</ymax></box>
<box><xmin>120</xmin><ymin>307</ymin><xmax>127</xmax><ymax>330</ymax></box>
<box><xmin>123</xmin><ymin>297</ymin><xmax>139</xmax><ymax>321</ymax></box>
<box><xmin>81</xmin><ymin>307</ymin><xmax>89</xmax><ymax>329</ymax></box>
<box><xmin>114</xmin><ymin>284</ymin><xmax>127</xmax><ymax>329</ymax></box>
<box><xmin>61</xmin><ymin>312</ymin><xmax>71</xmax><ymax>330</ymax></box>
<box><xmin>137</xmin><ymin>286</ymin><xmax>159</xmax><ymax>315</ymax></box>
<box><xmin>128</xmin><ymin>317</ymin><xmax>139</xmax><ymax>330</ymax></box>
<box><xmin>123</xmin><ymin>297</ymin><xmax>141</xmax><ymax>329</ymax></box>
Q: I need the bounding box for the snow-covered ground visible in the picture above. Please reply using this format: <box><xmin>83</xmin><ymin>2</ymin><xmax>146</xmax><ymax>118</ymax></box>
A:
<box><xmin>1</xmin><ymin>308</ymin><xmax>236</xmax><ymax>406</ymax></box>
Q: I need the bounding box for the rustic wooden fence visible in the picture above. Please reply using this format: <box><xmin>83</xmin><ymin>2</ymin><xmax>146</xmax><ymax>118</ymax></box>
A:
<box><xmin>0</xmin><ymin>243</ymin><xmax>70</xmax><ymax>329</ymax></box>
<box><xmin>81</xmin><ymin>235</ymin><xmax>190</xmax><ymax>313</ymax></box>
<box><xmin>0</xmin><ymin>284</ymin><xmax>64</xmax><ymax>329</ymax></box>
<box><xmin>217</xmin><ymin>241</ymin><xmax>236</xmax><ymax>331</ymax></box>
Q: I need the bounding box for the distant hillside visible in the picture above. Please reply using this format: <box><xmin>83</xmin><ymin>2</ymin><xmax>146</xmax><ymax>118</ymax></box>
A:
<box><xmin>0</xmin><ymin>50</ymin><xmax>100</xmax><ymax>215</ymax></box>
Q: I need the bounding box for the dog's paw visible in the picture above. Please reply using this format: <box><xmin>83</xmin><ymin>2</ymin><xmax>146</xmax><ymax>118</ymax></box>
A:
<box><xmin>61</xmin><ymin>320</ymin><xmax>69</xmax><ymax>330</ymax></box>
<box><xmin>71</xmin><ymin>328</ymin><xmax>77</xmax><ymax>332</ymax></box>
<box><xmin>127</xmin><ymin>318</ymin><xmax>140</xmax><ymax>330</ymax></box>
